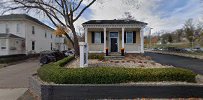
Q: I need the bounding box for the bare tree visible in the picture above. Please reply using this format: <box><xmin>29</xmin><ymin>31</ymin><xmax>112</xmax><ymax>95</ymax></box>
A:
<box><xmin>0</xmin><ymin>0</ymin><xmax>97</xmax><ymax>56</ymax></box>
<box><xmin>183</xmin><ymin>19</ymin><xmax>195</xmax><ymax>48</ymax></box>
<box><xmin>119</xmin><ymin>12</ymin><xmax>135</xmax><ymax>20</ymax></box>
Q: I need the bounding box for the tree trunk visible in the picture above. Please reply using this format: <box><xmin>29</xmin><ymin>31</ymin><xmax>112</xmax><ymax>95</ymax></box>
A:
<box><xmin>70</xmin><ymin>25</ymin><xmax>80</xmax><ymax>57</ymax></box>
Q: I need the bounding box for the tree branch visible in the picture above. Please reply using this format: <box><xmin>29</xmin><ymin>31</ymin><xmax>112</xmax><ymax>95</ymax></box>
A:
<box><xmin>73</xmin><ymin>0</ymin><xmax>96</xmax><ymax>22</ymax></box>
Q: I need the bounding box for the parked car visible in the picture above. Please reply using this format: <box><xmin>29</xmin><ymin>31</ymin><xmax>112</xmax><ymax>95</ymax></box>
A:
<box><xmin>40</xmin><ymin>51</ymin><xmax>66</xmax><ymax>65</ymax></box>
<box><xmin>40</xmin><ymin>51</ymin><xmax>56</xmax><ymax>65</ymax></box>
<box><xmin>63</xmin><ymin>50</ymin><xmax>74</xmax><ymax>57</ymax></box>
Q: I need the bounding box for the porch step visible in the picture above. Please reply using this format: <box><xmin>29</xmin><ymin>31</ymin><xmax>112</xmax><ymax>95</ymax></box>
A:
<box><xmin>109</xmin><ymin>53</ymin><xmax>121</xmax><ymax>56</ymax></box>
<box><xmin>104</xmin><ymin>56</ymin><xmax>125</xmax><ymax>60</ymax></box>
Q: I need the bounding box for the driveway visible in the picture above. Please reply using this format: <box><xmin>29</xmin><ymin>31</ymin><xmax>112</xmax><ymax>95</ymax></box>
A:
<box><xmin>0</xmin><ymin>58</ymin><xmax>40</xmax><ymax>88</ymax></box>
<box><xmin>145</xmin><ymin>52</ymin><xmax>203</xmax><ymax>75</ymax></box>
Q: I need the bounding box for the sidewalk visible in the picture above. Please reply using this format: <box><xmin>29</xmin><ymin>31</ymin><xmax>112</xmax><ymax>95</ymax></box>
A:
<box><xmin>0</xmin><ymin>88</ymin><xmax>27</xmax><ymax>100</ymax></box>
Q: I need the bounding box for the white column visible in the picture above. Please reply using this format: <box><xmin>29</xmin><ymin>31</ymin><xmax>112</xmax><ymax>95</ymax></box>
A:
<box><xmin>140</xmin><ymin>28</ymin><xmax>144</xmax><ymax>53</ymax></box>
<box><xmin>103</xmin><ymin>27</ymin><xmax>106</xmax><ymax>53</ymax></box>
<box><xmin>85</xmin><ymin>27</ymin><xmax>88</xmax><ymax>43</ymax></box>
<box><xmin>122</xmin><ymin>27</ymin><xmax>125</xmax><ymax>48</ymax></box>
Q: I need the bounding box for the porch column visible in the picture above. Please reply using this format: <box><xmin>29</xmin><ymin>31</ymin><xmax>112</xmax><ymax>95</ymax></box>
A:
<box><xmin>122</xmin><ymin>27</ymin><xmax>125</xmax><ymax>48</ymax></box>
<box><xmin>140</xmin><ymin>28</ymin><xmax>144</xmax><ymax>53</ymax></box>
<box><xmin>84</xmin><ymin>27</ymin><xmax>88</xmax><ymax>43</ymax></box>
<box><xmin>103</xmin><ymin>27</ymin><xmax>106</xmax><ymax>53</ymax></box>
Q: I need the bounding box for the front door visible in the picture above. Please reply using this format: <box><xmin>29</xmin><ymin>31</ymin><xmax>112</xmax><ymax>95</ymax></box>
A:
<box><xmin>111</xmin><ymin>38</ymin><xmax>118</xmax><ymax>52</ymax></box>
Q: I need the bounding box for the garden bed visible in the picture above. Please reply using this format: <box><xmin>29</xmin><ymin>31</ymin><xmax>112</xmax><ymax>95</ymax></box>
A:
<box><xmin>38</xmin><ymin>56</ymin><xmax>197</xmax><ymax>84</ymax></box>
<box><xmin>32</xmin><ymin>56</ymin><xmax>203</xmax><ymax>99</ymax></box>
<box><xmin>67</xmin><ymin>54</ymin><xmax>173</xmax><ymax>68</ymax></box>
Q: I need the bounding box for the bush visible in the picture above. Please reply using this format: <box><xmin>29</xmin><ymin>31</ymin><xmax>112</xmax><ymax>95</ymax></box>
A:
<box><xmin>38</xmin><ymin>56</ymin><xmax>75</xmax><ymax>82</ymax></box>
<box><xmin>38</xmin><ymin>61</ymin><xmax>197</xmax><ymax>84</ymax></box>
<box><xmin>88</xmin><ymin>54</ymin><xmax>104</xmax><ymax>60</ymax></box>
<box><xmin>0</xmin><ymin>54</ymin><xmax>29</xmax><ymax>63</ymax></box>
<box><xmin>53</xmin><ymin>56</ymin><xmax>75</xmax><ymax>67</ymax></box>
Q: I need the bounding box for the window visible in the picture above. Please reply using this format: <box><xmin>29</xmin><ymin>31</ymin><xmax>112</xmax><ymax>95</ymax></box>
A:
<box><xmin>51</xmin><ymin>42</ymin><xmax>53</xmax><ymax>50</ymax></box>
<box><xmin>94</xmin><ymin>32</ymin><xmax>101</xmax><ymax>43</ymax></box>
<box><xmin>0</xmin><ymin>39</ymin><xmax>6</xmax><ymax>50</ymax></box>
<box><xmin>5</xmin><ymin>24</ymin><xmax>9</xmax><ymax>33</ymax></box>
<box><xmin>51</xmin><ymin>34</ymin><xmax>52</xmax><ymax>39</ymax></box>
<box><xmin>45</xmin><ymin>31</ymin><xmax>47</xmax><ymax>38</ymax></box>
<box><xmin>17</xmin><ymin>24</ymin><xmax>20</xmax><ymax>33</ymax></box>
<box><xmin>32</xmin><ymin>26</ymin><xmax>35</xmax><ymax>34</ymax></box>
<box><xmin>32</xmin><ymin>41</ymin><xmax>35</xmax><ymax>50</ymax></box>
<box><xmin>110</xmin><ymin>32</ymin><xmax>118</xmax><ymax>37</ymax></box>
<box><xmin>126</xmin><ymin>32</ymin><xmax>133</xmax><ymax>43</ymax></box>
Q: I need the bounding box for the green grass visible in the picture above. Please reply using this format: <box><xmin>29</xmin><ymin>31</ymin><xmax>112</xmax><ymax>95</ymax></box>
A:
<box><xmin>38</xmin><ymin>56</ymin><xmax>197</xmax><ymax>84</ymax></box>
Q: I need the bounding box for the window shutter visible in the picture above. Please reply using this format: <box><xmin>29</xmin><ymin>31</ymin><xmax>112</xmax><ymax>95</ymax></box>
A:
<box><xmin>124</xmin><ymin>32</ymin><xmax>126</xmax><ymax>43</ymax></box>
<box><xmin>92</xmin><ymin>32</ymin><xmax>95</xmax><ymax>43</ymax></box>
<box><xmin>101</xmin><ymin>31</ymin><xmax>104</xmax><ymax>43</ymax></box>
<box><xmin>133</xmin><ymin>31</ymin><xmax>136</xmax><ymax>43</ymax></box>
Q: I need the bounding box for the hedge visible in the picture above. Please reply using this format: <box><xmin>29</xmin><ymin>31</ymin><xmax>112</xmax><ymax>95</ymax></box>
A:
<box><xmin>0</xmin><ymin>54</ymin><xmax>28</xmax><ymax>64</ymax></box>
<box><xmin>38</xmin><ymin>57</ymin><xmax>197</xmax><ymax>84</ymax></box>
<box><xmin>88</xmin><ymin>54</ymin><xmax>104</xmax><ymax>60</ymax></box>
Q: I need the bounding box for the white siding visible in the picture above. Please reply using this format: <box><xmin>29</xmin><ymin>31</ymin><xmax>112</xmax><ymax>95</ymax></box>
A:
<box><xmin>24</xmin><ymin>21</ymin><xmax>56</xmax><ymax>54</ymax></box>
<box><xmin>0</xmin><ymin>18</ymin><xmax>64</xmax><ymax>55</ymax></box>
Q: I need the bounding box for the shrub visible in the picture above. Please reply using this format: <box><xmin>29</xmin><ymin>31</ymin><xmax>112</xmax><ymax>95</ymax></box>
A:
<box><xmin>53</xmin><ymin>56</ymin><xmax>75</xmax><ymax>67</ymax></box>
<box><xmin>38</xmin><ymin>61</ymin><xmax>197</xmax><ymax>84</ymax></box>
<box><xmin>0</xmin><ymin>54</ymin><xmax>29</xmax><ymax>64</ymax></box>
<box><xmin>88</xmin><ymin>54</ymin><xmax>104</xmax><ymax>60</ymax></box>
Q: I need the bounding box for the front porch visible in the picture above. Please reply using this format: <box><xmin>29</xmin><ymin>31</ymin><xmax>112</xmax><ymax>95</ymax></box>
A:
<box><xmin>83</xmin><ymin>20</ymin><xmax>146</xmax><ymax>54</ymax></box>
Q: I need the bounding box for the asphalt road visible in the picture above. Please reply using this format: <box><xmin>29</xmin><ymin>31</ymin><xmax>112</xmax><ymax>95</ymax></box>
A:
<box><xmin>0</xmin><ymin>58</ymin><xmax>40</xmax><ymax>88</ymax></box>
<box><xmin>145</xmin><ymin>52</ymin><xmax>203</xmax><ymax>75</ymax></box>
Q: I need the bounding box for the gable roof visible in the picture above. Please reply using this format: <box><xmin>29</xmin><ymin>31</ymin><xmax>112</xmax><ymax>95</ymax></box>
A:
<box><xmin>0</xmin><ymin>14</ymin><xmax>54</xmax><ymax>31</ymax></box>
<box><xmin>83</xmin><ymin>20</ymin><xmax>147</xmax><ymax>25</ymax></box>
<box><xmin>0</xmin><ymin>34</ymin><xmax>24</xmax><ymax>39</ymax></box>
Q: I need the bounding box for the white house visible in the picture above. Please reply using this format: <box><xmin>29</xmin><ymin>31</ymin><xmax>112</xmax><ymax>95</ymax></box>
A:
<box><xmin>0</xmin><ymin>14</ymin><xmax>67</xmax><ymax>56</ymax></box>
<box><xmin>82</xmin><ymin>20</ymin><xmax>147</xmax><ymax>54</ymax></box>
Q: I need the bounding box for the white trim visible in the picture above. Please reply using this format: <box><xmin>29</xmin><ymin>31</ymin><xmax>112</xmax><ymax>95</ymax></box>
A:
<box><xmin>83</xmin><ymin>24</ymin><xmax>145</xmax><ymax>29</ymax></box>
<box><xmin>140</xmin><ymin>28</ymin><xmax>144</xmax><ymax>53</ymax></box>
<box><xmin>89</xmin><ymin>51</ymin><xmax>104</xmax><ymax>53</ymax></box>
<box><xmin>122</xmin><ymin>27</ymin><xmax>124</xmax><ymax>48</ymax></box>
<box><xmin>103</xmin><ymin>27</ymin><xmax>106</xmax><ymax>53</ymax></box>
<box><xmin>85</xmin><ymin>27</ymin><xmax>88</xmax><ymax>43</ymax></box>
<box><xmin>109</xmin><ymin>32</ymin><xmax>119</xmax><ymax>52</ymax></box>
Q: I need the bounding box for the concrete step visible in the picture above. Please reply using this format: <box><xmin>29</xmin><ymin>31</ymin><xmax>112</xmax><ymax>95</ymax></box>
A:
<box><xmin>104</xmin><ymin>56</ymin><xmax>125</xmax><ymax>60</ymax></box>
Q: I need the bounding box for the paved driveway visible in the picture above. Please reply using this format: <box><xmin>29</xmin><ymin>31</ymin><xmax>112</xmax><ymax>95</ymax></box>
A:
<box><xmin>0</xmin><ymin>58</ymin><xmax>40</xmax><ymax>88</ymax></box>
<box><xmin>145</xmin><ymin>52</ymin><xmax>203</xmax><ymax>75</ymax></box>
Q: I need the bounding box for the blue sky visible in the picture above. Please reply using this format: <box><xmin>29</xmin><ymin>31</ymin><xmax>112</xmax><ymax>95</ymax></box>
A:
<box><xmin>36</xmin><ymin>0</ymin><xmax>203</xmax><ymax>35</ymax></box>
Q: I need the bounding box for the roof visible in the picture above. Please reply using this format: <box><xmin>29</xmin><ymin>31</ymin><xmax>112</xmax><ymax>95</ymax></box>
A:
<box><xmin>0</xmin><ymin>14</ymin><xmax>54</xmax><ymax>31</ymax></box>
<box><xmin>83</xmin><ymin>20</ymin><xmax>148</xmax><ymax>25</ymax></box>
<box><xmin>0</xmin><ymin>34</ymin><xmax>24</xmax><ymax>39</ymax></box>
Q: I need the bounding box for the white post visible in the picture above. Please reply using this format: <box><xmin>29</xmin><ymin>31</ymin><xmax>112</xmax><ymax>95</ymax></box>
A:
<box><xmin>122</xmin><ymin>27</ymin><xmax>125</xmax><ymax>48</ymax></box>
<box><xmin>79</xmin><ymin>42</ymin><xmax>88</xmax><ymax>68</ymax></box>
<box><xmin>140</xmin><ymin>28</ymin><xmax>144</xmax><ymax>53</ymax></box>
<box><xmin>103</xmin><ymin>27</ymin><xmax>106</xmax><ymax>53</ymax></box>
<box><xmin>85</xmin><ymin>27</ymin><xmax>88</xmax><ymax>43</ymax></box>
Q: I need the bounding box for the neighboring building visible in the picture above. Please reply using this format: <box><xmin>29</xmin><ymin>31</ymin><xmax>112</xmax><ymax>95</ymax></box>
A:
<box><xmin>82</xmin><ymin>20</ymin><xmax>147</xmax><ymax>53</ymax></box>
<box><xmin>0</xmin><ymin>14</ymin><xmax>67</xmax><ymax>56</ymax></box>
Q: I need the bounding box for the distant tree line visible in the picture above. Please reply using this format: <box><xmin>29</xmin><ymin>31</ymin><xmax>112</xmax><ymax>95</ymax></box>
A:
<box><xmin>145</xmin><ymin>18</ymin><xmax>203</xmax><ymax>48</ymax></box>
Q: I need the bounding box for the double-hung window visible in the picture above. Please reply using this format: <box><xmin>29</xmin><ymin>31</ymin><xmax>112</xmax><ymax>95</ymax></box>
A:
<box><xmin>17</xmin><ymin>24</ymin><xmax>20</xmax><ymax>33</ymax></box>
<box><xmin>32</xmin><ymin>26</ymin><xmax>35</xmax><ymax>34</ymax></box>
<box><xmin>126</xmin><ymin>32</ymin><xmax>133</xmax><ymax>43</ymax></box>
<box><xmin>32</xmin><ymin>41</ymin><xmax>35</xmax><ymax>50</ymax></box>
<box><xmin>94</xmin><ymin>32</ymin><xmax>101</xmax><ymax>43</ymax></box>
